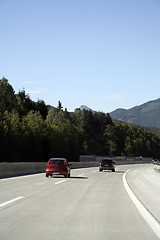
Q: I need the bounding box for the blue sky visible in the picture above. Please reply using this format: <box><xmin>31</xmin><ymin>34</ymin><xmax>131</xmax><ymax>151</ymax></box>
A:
<box><xmin>0</xmin><ymin>0</ymin><xmax>160</xmax><ymax>112</ymax></box>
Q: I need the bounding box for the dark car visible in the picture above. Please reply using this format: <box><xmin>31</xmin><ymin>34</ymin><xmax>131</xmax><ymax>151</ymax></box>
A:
<box><xmin>152</xmin><ymin>159</ymin><xmax>158</xmax><ymax>164</ymax></box>
<box><xmin>99</xmin><ymin>158</ymin><xmax>115</xmax><ymax>172</ymax></box>
<box><xmin>45</xmin><ymin>158</ymin><xmax>71</xmax><ymax>178</ymax></box>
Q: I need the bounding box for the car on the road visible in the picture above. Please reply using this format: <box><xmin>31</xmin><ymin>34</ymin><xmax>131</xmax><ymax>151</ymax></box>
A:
<box><xmin>99</xmin><ymin>158</ymin><xmax>115</xmax><ymax>172</ymax></box>
<box><xmin>45</xmin><ymin>158</ymin><xmax>71</xmax><ymax>178</ymax></box>
<box><xmin>152</xmin><ymin>159</ymin><xmax>158</xmax><ymax>164</ymax></box>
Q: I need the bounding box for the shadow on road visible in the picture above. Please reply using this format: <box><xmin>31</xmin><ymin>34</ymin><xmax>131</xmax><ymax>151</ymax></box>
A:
<box><xmin>101</xmin><ymin>170</ymin><xmax>125</xmax><ymax>174</ymax></box>
<box><xmin>115</xmin><ymin>170</ymin><xmax>126</xmax><ymax>174</ymax></box>
<box><xmin>51</xmin><ymin>176</ymin><xmax>88</xmax><ymax>179</ymax></box>
<box><xmin>69</xmin><ymin>176</ymin><xmax>88</xmax><ymax>179</ymax></box>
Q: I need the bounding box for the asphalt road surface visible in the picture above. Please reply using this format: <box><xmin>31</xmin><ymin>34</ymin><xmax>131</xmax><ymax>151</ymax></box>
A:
<box><xmin>0</xmin><ymin>164</ymin><xmax>160</xmax><ymax>240</ymax></box>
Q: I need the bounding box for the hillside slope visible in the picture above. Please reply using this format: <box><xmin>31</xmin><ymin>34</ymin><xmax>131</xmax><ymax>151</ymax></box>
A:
<box><xmin>110</xmin><ymin>98</ymin><xmax>160</xmax><ymax>128</ymax></box>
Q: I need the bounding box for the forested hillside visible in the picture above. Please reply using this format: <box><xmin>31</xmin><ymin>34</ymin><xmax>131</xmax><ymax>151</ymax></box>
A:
<box><xmin>0</xmin><ymin>77</ymin><xmax>160</xmax><ymax>162</ymax></box>
<box><xmin>110</xmin><ymin>98</ymin><xmax>160</xmax><ymax>129</ymax></box>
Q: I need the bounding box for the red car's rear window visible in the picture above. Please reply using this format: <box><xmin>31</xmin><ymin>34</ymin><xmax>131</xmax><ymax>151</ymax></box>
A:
<box><xmin>49</xmin><ymin>159</ymin><xmax>65</xmax><ymax>165</ymax></box>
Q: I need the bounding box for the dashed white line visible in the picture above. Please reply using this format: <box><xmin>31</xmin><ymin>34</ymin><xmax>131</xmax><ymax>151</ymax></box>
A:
<box><xmin>0</xmin><ymin>196</ymin><xmax>24</xmax><ymax>208</ymax></box>
<box><xmin>55</xmin><ymin>180</ymin><xmax>66</xmax><ymax>185</ymax></box>
<box><xmin>78</xmin><ymin>174</ymin><xmax>85</xmax><ymax>177</ymax></box>
<box><xmin>123</xmin><ymin>169</ymin><xmax>160</xmax><ymax>239</ymax></box>
<box><xmin>72</xmin><ymin>169</ymin><xmax>84</xmax><ymax>171</ymax></box>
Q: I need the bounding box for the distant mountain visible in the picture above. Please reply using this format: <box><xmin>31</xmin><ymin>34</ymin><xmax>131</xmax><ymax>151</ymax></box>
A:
<box><xmin>47</xmin><ymin>105</ymin><xmax>57</xmax><ymax>111</ymax></box>
<box><xmin>110</xmin><ymin>98</ymin><xmax>160</xmax><ymax>129</ymax></box>
<box><xmin>47</xmin><ymin>99</ymin><xmax>160</xmax><ymax>131</ymax></box>
<box><xmin>80</xmin><ymin>105</ymin><xmax>95</xmax><ymax>113</ymax></box>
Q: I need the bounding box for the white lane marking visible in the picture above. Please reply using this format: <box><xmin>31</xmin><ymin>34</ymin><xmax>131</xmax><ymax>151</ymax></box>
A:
<box><xmin>0</xmin><ymin>196</ymin><xmax>24</xmax><ymax>208</ymax></box>
<box><xmin>123</xmin><ymin>169</ymin><xmax>160</xmax><ymax>239</ymax></box>
<box><xmin>55</xmin><ymin>180</ymin><xmax>66</xmax><ymax>185</ymax></box>
<box><xmin>0</xmin><ymin>173</ymin><xmax>44</xmax><ymax>181</ymax></box>
<box><xmin>72</xmin><ymin>169</ymin><xmax>84</xmax><ymax>171</ymax></box>
<box><xmin>36</xmin><ymin>182</ymin><xmax>46</xmax><ymax>186</ymax></box>
<box><xmin>92</xmin><ymin>171</ymin><xmax>97</xmax><ymax>173</ymax></box>
<box><xmin>78</xmin><ymin>173</ymin><xmax>85</xmax><ymax>177</ymax></box>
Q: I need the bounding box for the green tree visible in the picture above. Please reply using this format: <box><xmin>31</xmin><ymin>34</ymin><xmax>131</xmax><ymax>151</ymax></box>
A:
<box><xmin>57</xmin><ymin>101</ymin><xmax>63</xmax><ymax>112</ymax></box>
<box><xmin>35</xmin><ymin>99</ymin><xmax>48</xmax><ymax>119</ymax></box>
<box><xmin>104</xmin><ymin>123</ymin><xmax>117</xmax><ymax>156</ymax></box>
<box><xmin>0</xmin><ymin>77</ymin><xmax>17</xmax><ymax>115</ymax></box>
<box><xmin>0</xmin><ymin>110</ymin><xmax>23</xmax><ymax>161</ymax></box>
<box><xmin>16</xmin><ymin>89</ymin><xmax>35</xmax><ymax>116</ymax></box>
<box><xmin>21</xmin><ymin>111</ymin><xmax>48</xmax><ymax>162</ymax></box>
<box><xmin>46</xmin><ymin>107</ymin><xmax>56</xmax><ymax>126</ymax></box>
<box><xmin>73</xmin><ymin>109</ymin><xmax>111</xmax><ymax>155</ymax></box>
<box><xmin>124</xmin><ymin>136</ymin><xmax>133</xmax><ymax>156</ymax></box>
<box><xmin>22</xmin><ymin>110</ymin><xmax>46</xmax><ymax>136</ymax></box>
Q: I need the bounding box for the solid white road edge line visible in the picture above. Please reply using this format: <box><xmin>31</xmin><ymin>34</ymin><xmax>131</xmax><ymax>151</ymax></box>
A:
<box><xmin>123</xmin><ymin>169</ymin><xmax>160</xmax><ymax>239</ymax></box>
<box><xmin>55</xmin><ymin>180</ymin><xmax>66</xmax><ymax>185</ymax></box>
<box><xmin>0</xmin><ymin>173</ymin><xmax>44</xmax><ymax>181</ymax></box>
<box><xmin>0</xmin><ymin>196</ymin><xmax>24</xmax><ymax>208</ymax></box>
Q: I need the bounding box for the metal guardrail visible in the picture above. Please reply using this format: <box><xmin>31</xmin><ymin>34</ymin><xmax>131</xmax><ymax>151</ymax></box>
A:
<box><xmin>79</xmin><ymin>155</ymin><xmax>152</xmax><ymax>163</ymax></box>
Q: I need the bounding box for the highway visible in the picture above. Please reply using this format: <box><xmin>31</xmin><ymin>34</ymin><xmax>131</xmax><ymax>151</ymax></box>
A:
<box><xmin>0</xmin><ymin>164</ymin><xmax>160</xmax><ymax>240</ymax></box>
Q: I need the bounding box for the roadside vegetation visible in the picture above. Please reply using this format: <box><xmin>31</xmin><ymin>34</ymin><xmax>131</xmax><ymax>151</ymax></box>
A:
<box><xmin>0</xmin><ymin>77</ymin><xmax>160</xmax><ymax>162</ymax></box>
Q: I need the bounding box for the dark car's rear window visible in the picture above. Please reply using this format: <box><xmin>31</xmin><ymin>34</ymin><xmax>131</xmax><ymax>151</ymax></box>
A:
<box><xmin>101</xmin><ymin>159</ymin><xmax>113</xmax><ymax>164</ymax></box>
<box><xmin>49</xmin><ymin>159</ymin><xmax>65</xmax><ymax>165</ymax></box>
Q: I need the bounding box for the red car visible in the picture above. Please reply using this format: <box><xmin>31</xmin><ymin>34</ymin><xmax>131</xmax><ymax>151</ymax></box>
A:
<box><xmin>45</xmin><ymin>158</ymin><xmax>71</xmax><ymax>178</ymax></box>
